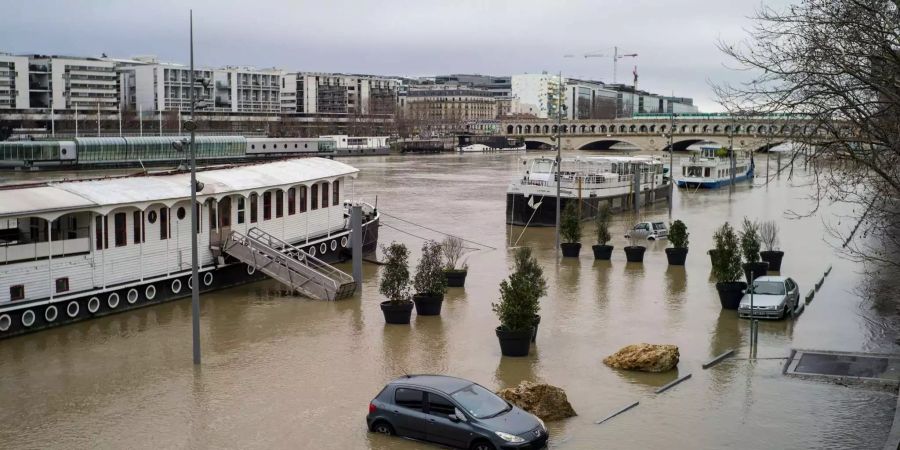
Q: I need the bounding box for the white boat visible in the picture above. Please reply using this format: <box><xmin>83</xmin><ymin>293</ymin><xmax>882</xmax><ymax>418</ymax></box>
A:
<box><xmin>676</xmin><ymin>145</ymin><xmax>754</xmax><ymax>189</ymax></box>
<box><xmin>0</xmin><ymin>158</ymin><xmax>380</xmax><ymax>339</ymax></box>
<box><xmin>506</xmin><ymin>155</ymin><xmax>669</xmax><ymax>226</ymax></box>
<box><xmin>456</xmin><ymin>135</ymin><xmax>525</xmax><ymax>153</ymax></box>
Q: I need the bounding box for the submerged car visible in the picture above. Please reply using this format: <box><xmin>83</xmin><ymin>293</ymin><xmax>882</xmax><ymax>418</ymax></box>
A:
<box><xmin>738</xmin><ymin>276</ymin><xmax>800</xmax><ymax>319</ymax></box>
<box><xmin>625</xmin><ymin>221</ymin><xmax>668</xmax><ymax>240</ymax></box>
<box><xmin>367</xmin><ymin>374</ymin><xmax>548</xmax><ymax>449</ymax></box>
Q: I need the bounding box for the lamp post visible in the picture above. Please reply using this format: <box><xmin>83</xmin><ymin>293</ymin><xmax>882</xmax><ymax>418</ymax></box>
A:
<box><xmin>554</xmin><ymin>71</ymin><xmax>563</xmax><ymax>259</ymax></box>
<box><xmin>667</xmin><ymin>113</ymin><xmax>676</xmax><ymax>219</ymax></box>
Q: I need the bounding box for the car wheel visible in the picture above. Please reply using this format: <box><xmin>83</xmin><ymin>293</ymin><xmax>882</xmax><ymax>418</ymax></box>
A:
<box><xmin>782</xmin><ymin>304</ymin><xmax>790</xmax><ymax>319</ymax></box>
<box><xmin>372</xmin><ymin>421</ymin><xmax>394</xmax><ymax>436</ymax></box>
<box><xmin>470</xmin><ymin>440</ymin><xmax>495</xmax><ymax>450</ymax></box>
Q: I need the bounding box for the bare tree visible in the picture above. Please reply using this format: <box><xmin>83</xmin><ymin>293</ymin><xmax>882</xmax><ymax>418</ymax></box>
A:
<box><xmin>715</xmin><ymin>0</ymin><xmax>900</xmax><ymax>269</ymax></box>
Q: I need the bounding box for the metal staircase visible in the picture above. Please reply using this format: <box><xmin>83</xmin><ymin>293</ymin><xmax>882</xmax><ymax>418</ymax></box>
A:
<box><xmin>222</xmin><ymin>228</ymin><xmax>356</xmax><ymax>301</ymax></box>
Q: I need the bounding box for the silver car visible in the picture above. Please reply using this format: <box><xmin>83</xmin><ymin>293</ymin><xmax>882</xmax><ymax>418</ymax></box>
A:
<box><xmin>624</xmin><ymin>221</ymin><xmax>668</xmax><ymax>241</ymax></box>
<box><xmin>738</xmin><ymin>276</ymin><xmax>800</xmax><ymax>319</ymax></box>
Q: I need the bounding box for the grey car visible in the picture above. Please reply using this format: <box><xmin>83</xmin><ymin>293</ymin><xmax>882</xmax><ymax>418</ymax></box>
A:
<box><xmin>366</xmin><ymin>374</ymin><xmax>548</xmax><ymax>449</ymax></box>
<box><xmin>738</xmin><ymin>276</ymin><xmax>801</xmax><ymax>319</ymax></box>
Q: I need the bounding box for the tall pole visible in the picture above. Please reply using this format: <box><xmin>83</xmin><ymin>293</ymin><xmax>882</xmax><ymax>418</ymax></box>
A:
<box><xmin>139</xmin><ymin>104</ymin><xmax>143</xmax><ymax>136</ymax></box>
<box><xmin>613</xmin><ymin>46</ymin><xmax>618</xmax><ymax>84</ymax></box>
<box><xmin>555</xmin><ymin>71</ymin><xmax>562</xmax><ymax>259</ymax></box>
<box><xmin>189</xmin><ymin>9</ymin><xmax>201</xmax><ymax>365</ymax></box>
<box><xmin>118</xmin><ymin>109</ymin><xmax>122</xmax><ymax>136</ymax></box>
<box><xmin>668</xmin><ymin>113</ymin><xmax>675</xmax><ymax>219</ymax></box>
<box><xmin>159</xmin><ymin>111</ymin><xmax>163</xmax><ymax>136</ymax></box>
<box><xmin>74</xmin><ymin>103</ymin><xmax>78</xmax><ymax>137</ymax></box>
<box><xmin>97</xmin><ymin>101</ymin><xmax>101</xmax><ymax>136</ymax></box>
<box><xmin>50</xmin><ymin>103</ymin><xmax>55</xmax><ymax>136</ymax></box>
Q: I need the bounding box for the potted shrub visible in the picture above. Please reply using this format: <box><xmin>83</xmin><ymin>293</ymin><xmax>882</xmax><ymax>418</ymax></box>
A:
<box><xmin>493</xmin><ymin>247</ymin><xmax>546</xmax><ymax>356</ymax></box>
<box><xmin>759</xmin><ymin>220</ymin><xmax>784</xmax><ymax>271</ymax></box>
<box><xmin>592</xmin><ymin>204</ymin><xmax>614</xmax><ymax>260</ymax></box>
<box><xmin>665</xmin><ymin>219</ymin><xmax>689</xmax><ymax>265</ymax></box>
<box><xmin>740</xmin><ymin>218</ymin><xmax>769</xmax><ymax>282</ymax></box>
<box><xmin>623</xmin><ymin>221</ymin><xmax>646</xmax><ymax>263</ymax></box>
<box><xmin>441</xmin><ymin>235</ymin><xmax>468</xmax><ymax>287</ymax></box>
<box><xmin>412</xmin><ymin>241</ymin><xmax>447</xmax><ymax>316</ymax></box>
<box><xmin>379</xmin><ymin>242</ymin><xmax>414</xmax><ymax>324</ymax></box>
<box><xmin>559</xmin><ymin>202</ymin><xmax>582</xmax><ymax>257</ymax></box>
<box><xmin>712</xmin><ymin>222</ymin><xmax>746</xmax><ymax>309</ymax></box>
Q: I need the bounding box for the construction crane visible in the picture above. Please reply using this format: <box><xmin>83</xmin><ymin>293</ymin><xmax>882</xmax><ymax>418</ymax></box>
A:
<box><xmin>564</xmin><ymin>46</ymin><xmax>637</xmax><ymax>84</ymax></box>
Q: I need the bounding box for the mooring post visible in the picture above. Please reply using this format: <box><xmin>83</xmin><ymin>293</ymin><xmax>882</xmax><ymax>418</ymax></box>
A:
<box><xmin>351</xmin><ymin>204</ymin><xmax>363</xmax><ymax>290</ymax></box>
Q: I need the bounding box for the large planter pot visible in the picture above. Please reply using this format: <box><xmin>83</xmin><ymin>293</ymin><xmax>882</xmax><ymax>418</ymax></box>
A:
<box><xmin>665</xmin><ymin>247</ymin><xmax>688</xmax><ymax>265</ymax></box>
<box><xmin>560</xmin><ymin>242</ymin><xmax>582</xmax><ymax>258</ymax></box>
<box><xmin>444</xmin><ymin>269</ymin><xmax>468</xmax><ymax>288</ymax></box>
<box><xmin>716</xmin><ymin>281</ymin><xmax>747</xmax><ymax>310</ymax></box>
<box><xmin>760</xmin><ymin>251</ymin><xmax>784</xmax><ymax>272</ymax></box>
<box><xmin>592</xmin><ymin>244</ymin><xmax>614</xmax><ymax>260</ymax></box>
<box><xmin>413</xmin><ymin>293</ymin><xmax>444</xmax><ymax>316</ymax></box>
<box><xmin>624</xmin><ymin>246</ymin><xmax>646</xmax><ymax>263</ymax></box>
<box><xmin>743</xmin><ymin>261</ymin><xmax>770</xmax><ymax>282</ymax></box>
<box><xmin>381</xmin><ymin>301</ymin><xmax>414</xmax><ymax>324</ymax></box>
<box><xmin>531</xmin><ymin>314</ymin><xmax>541</xmax><ymax>343</ymax></box>
<box><xmin>496</xmin><ymin>327</ymin><xmax>533</xmax><ymax>357</ymax></box>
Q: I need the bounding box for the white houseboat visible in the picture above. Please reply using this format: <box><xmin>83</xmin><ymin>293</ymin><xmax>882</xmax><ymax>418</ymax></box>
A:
<box><xmin>320</xmin><ymin>135</ymin><xmax>391</xmax><ymax>156</ymax></box>
<box><xmin>506</xmin><ymin>155</ymin><xmax>669</xmax><ymax>227</ymax></box>
<box><xmin>0</xmin><ymin>158</ymin><xmax>379</xmax><ymax>339</ymax></box>
<box><xmin>676</xmin><ymin>145</ymin><xmax>755</xmax><ymax>189</ymax></box>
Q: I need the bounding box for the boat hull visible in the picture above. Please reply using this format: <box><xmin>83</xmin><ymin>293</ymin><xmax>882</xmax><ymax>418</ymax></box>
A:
<box><xmin>0</xmin><ymin>219</ymin><xmax>379</xmax><ymax>340</ymax></box>
<box><xmin>505</xmin><ymin>186</ymin><xmax>670</xmax><ymax>227</ymax></box>
<box><xmin>676</xmin><ymin>172</ymin><xmax>752</xmax><ymax>189</ymax></box>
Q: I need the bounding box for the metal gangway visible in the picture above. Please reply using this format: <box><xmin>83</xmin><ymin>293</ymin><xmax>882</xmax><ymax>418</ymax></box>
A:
<box><xmin>222</xmin><ymin>227</ymin><xmax>356</xmax><ymax>301</ymax></box>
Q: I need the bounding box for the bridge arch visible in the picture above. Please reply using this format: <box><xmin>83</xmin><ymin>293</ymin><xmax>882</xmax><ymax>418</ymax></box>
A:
<box><xmin>524</xmin><ymin>138</ymin><xmax>554</xmax><ymax>150</ymax></box>
<box><xmin>578</xmin><ymin>138</ymin><xmax>642</xmax><ymax>151</ymax></box>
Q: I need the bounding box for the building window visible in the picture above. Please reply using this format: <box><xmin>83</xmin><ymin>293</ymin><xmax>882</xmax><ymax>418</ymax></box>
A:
<box><xmin>160</xmin><ymin>208</ymin><xmax>169</xmax><ymax>240</ymax></box>
<box><xmin>263</xmin><ymin>191</ymin><xmax>272</xmax><ymax>220</ymax></box>
<box><xmin>94</xmin><ymin>215</ymin><xmax>108</xmax><ymax>250</ymax></box>
<box><xmin>276</xmin><ymin>191</ymin><xmax>284</xmax><ymax>218</ymax></box>
<box><xmin>114</xmin><ymin>212</ymin><xmax>127</xmax><ymax>247</ymax></box>
<box><xmin>299</xmin><ymin>186</ymin><xmax>307</xmax><ymax>212</ymax></box>
<box><xmin>10</xmin><ymin>285</ymin><xmax>24</xmax><ymax>301</ymax></box>
<box><xmin>237</xmin><ymin>197</ymin><xmax>245</xmax><ymax>224</ymax></box>
<box><xmin>250</xmin><ymin>194</ymin><xmax>258</xmax><ymax>223</ymax></box>
<box><xmin>311</xmin><ymin>184</ymin><xmax>318</xmax><ymax>210</ymax></box>
<box><xmin>55</xmin><ymin>277</ymin><xmax>69</xmax><ymax>293</ymax></box>
<box><xmin>133</xmin><ymin>211</ymin><xmax>144</xmax><ymax>243</ymax></box>
<box><xmin>288</xmin><ymin>188</ymin><xmax>296</xmax><ymax>215</ymax></box>
<box><xmin>321</xmin><ymin>182</ymin><xmax>329</xmax><ymax>208</ymax></box>
<box><xmin>333</xmin><ymin>180</ymin><xmax>340</xmax><ymax>206</ymax></box>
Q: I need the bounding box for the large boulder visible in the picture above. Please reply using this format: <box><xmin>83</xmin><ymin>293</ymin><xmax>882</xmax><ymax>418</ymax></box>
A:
<box><xmin>496</xmin><ymin>381</ymin><xmax>577</xmax><ymax>421</ymax></box>
<box><xmin>603</xmin><ymin>343</ymin><xmax>680</xmax><ymax>372</ymax></box>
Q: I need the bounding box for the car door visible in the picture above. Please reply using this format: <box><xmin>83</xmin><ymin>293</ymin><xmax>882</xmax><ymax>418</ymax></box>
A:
<box><xmin>425</xmin><ymin>392</ymin><xmax>472</xmax><ymax>449</ymax></box>
<box><xmin>787</xmin><ymin>278</ymin><xmax>799</xmax><ymax>310</ymax></box>
<box><xmin>631</xmin><ymin>223</ymin><xmax>649</xmax><ymax>239</ymax></box>
<box><xmin>392</xmin><ymin>387</ymin><xmax>429</xmax><ymax>440</ymax></box>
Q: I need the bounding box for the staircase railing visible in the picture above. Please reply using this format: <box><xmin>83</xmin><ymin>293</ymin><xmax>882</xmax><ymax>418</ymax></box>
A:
<box><xmin>245</xmin><ymin>227</ymin><xmax>355</xmax><ymax>288</ymax></box>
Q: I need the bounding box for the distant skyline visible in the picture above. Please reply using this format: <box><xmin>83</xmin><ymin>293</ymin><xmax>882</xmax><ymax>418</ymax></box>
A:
<box><xmin>1</xmin><ymin>0</ymin><xmax>788</xmax><ymax>112</ymax></box>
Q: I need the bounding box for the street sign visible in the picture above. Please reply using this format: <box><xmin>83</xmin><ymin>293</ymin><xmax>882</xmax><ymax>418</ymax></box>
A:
<box><xmin>183</xmin><ymin>120</ymin><xmax>197</xmax><ymax>132</ymax></box>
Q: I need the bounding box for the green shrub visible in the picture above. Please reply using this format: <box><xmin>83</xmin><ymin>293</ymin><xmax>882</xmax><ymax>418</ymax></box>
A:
<box><xmin>669</xmin><ymin>220</ymin><xmax>689</xmax><ymax>249</ymax></box>
<box><xmin>379</xmin><ymin>242</ymin><xmax>411</xmax><ymax>304</ymax></box>
<box><xmin>560</xmin><ymin>202</ymin><xmax>582</xmax><ymax>244</ymax></box>
<box><xmin>595</xmin><ymin>203</ymin><xmax>611</xmax><ymax>245</ymax></box>
<box><xmin>739</xmin><ymin>217</ymin><xmax>761</xmax><ymax>263</ymax></box>
<box><xmin>492</xmin><ymin>247</ymin><xmax>547</xmax><ymax>331</ymax></box>
<box><xmin>712</xmin><ymin>222</ymin><xmax>743</xmax><ymax>283</ymax></box>
<box><xmin>413</xmin><ymin>240</ymin><xmax>447</xmax><ymax>295</ymax></box>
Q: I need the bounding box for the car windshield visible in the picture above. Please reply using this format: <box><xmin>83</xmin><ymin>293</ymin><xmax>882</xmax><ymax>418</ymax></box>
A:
<box><xmin>652</xmin><ymin>222</ymin><xmax>665</xmax><ymax>230</ymax></box>
<box><xmin>450</xmin><ymin>384</ymin><xmax>509</xmax><ymax>419</ymax></box>
<box><xmin>749</xmin><ymin>281</ymin><xmax>786</xmax><ymax>295</ymax></box>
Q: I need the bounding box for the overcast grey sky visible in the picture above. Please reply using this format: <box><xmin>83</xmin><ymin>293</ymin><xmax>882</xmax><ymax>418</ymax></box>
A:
<box><xmin>1</xmin><ymin>0</ymin><xmax>788</xmax><ymax>111</ymax></box>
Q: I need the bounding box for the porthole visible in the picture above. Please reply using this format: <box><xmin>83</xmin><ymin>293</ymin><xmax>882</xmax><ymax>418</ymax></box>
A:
<box><xmin>87</xmin><ymin>297</ymin><xmax>100</xmax><ymax>313</ymax></box>
<box><xmin>304</xmin><ymin>144</ymin><xmax>308</xmax><ymax>149</ymax></box>
<box><xmin>177</xmin><ymin>207</ymin><xmax>186</xmax><ymax>220</ymax></box>
<box><xmin>127</xmin><ymin>288</ymin><xmax>139</xmax><ymax>304</ymax></box>
<box><xmin>308</xmin><ymin>245</ymin><xmax>316</xmax><ymax>257</ymax></box>
<box><xmin>330</xmin><ymin>239</ymin><xmax>337</xmax><ymax>251</ymax></box>
<box><xmin>45</xmin><ymin>305</ymin><xmax>58</xmax><ymax>322</ymax></box>
<box><xmin>21</xmin><ymin>310</ymin><xmax>35</xmax><ymax>327</ymax></box>
<box><xmin>320</xmin><ymin>243</ymin><xmax>327</xmax><ymax>254</ymax></box>
<box><xmin>171</xmin><ymin>279</ymin><xmax>182</xmax><ymax>294</ymax></box>
<box><xmin>283</xmin><ymin>144</ymin><xmax>287</xmax><ymax>149</ymax></box>
<box><xmin>107</xmin><ymin>293</ymin><xmax>120</xmax><ymax>309</ymax></box>
<box><xmin>148</xmin><ymin>210</ymin><xmax>158</xmax><ymax>224</ymax></box>
<box><xmin>251</xmin><ymin>144</ymin><xmax>256</xmax><ymax>149</ymax></box>
<box><xmin>294</xmin><ymin>144</ymin><xmax>298</xmax><ymax>148</ymax></box>
<box><xmin>0</xmin><ymin>314</ymin><xmax>11</xmax><ymax>332</ymax></box>
<box><xmin>341</xmin><ymin>236</ymin><xmax>348</xmax><ymax>248</ymax></box>
<box><xmin>203</xmin><ymin>272</ymin><xmax>213</xmax><ymax>286</ymax></box>
<box><xmin>61</xmin><ymin>148</ymin><xmax>68</xmax><ymax>155</ymax></box>
<box><xmin>187</xmin><ymin>276</ymin><xmax>193</xmax><ymax>290</ymax></box>
<box><xmin>145</xmin><ymin>284</ymin><xmax>157</xmax><ymax>300</ymax></box>
<box><xmin>68</xmin><ymin>301</ymin><xmax>81</xmax><ymax>317</ymax></box>
<box><xmin>263</xmin><ymin>144</ymin><xmax>267</xmax><ymax>149</ymax></box>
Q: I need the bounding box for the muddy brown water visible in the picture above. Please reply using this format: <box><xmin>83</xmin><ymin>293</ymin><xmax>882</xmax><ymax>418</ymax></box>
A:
<box><xmin>0</xmin><ymin>152</ymin><xmax>896</xmax><ymax>449</ymax></box>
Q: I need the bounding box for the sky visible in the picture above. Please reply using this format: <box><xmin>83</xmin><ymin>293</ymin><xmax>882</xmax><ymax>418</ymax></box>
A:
<box><xmin>1</xmin><ymin>0</ymin><xmax>791</xmax><ymax>112</ymax></box>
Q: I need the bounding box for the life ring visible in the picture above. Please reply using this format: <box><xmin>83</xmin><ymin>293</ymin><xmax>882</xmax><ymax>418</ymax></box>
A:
<box><xmin>187</xmin><ymin>276</ymin><xmax>193</xmax><ymax>290</ymax></box>
<box><xmin>330</xmin><ymin>239</ymin><xmax>338</xmax><ymax>251</ymax></box>
<box><xmin>246</xmin><ymin>265</ymin><xmax>256</xmax><ymax>275</ymax></box>
<box><xmin>68</xmin><ymin>301</ymin><xmax>81</xmax><ymax>317</ymax></box>
<box><xmin>308</xmin><ymin>246</ymin><xmax>316</xmax><ymax>257</ymax></box>
<box><xmin>127</xmin><ymin>288</ymin><xmax>139</xmax><ymax>304</ymax></box>
<box><xmin>341</xmin><ymin>236</ymin><xmax>348</xmax><ymax>248</ymax></box>
<box><xmin>203</xmin><ymin>272</ymin><xmax>213</xmax><ymax>287</ymax></box>
<box><xmin>107</xmin><ymin>292</ymin><xmax>120</xmax><ymax>309</ymax></box>
<box><xmin>21</xmin><ymin>310</ymin><xmax>35</xmax><ymax>327</ymax></box>
<box><xmin>44</xmin><ymin>305</ymin><xmax>58</xmax><ymax>322</ymax></box>
<box><xmin>0</xmin><ymin>314</ymin><xmax>11</xmax><ymax>332</ymax></box>
<box><xmin>171</xmin><ymin>279</ymin><xmax>182</xmax><ymax>294</ymax></box>
<box><xmin>87</xmin><ymin>297</ymin><xmax>100</xmax><ymax>314</ymax></box>
<box><xmin>320</xmin><ymin>242</ymin><xmax>327</xmax><ymax>254</ymax></box>
<box><xmin>145</xmin><ymin>284</ymin><xmax>157</xmax><ymax>300</ymax></box>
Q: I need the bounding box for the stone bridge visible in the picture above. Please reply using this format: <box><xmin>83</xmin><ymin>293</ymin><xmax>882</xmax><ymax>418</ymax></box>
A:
<box><xmin>501</xmin><ymin>116</ymin><xmax>820</xmax><ymax>152</ymax></box>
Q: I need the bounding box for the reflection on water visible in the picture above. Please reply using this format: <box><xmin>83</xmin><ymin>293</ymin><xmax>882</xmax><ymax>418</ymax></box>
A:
<box><xmin>0</xmin><ymin>152</ymin><xmax>895</xmax><ymax>449</ymax></box>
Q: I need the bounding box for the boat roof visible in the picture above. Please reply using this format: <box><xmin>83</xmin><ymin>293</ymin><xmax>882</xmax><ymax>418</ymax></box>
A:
<box><xmin>0</xmin><ymin>158</ymin><xmax>358</xmax><ymax>219</ymax></box>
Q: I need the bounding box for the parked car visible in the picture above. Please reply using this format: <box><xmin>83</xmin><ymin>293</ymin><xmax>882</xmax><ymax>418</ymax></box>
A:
<box><xmin>367</xmin><ymin>374</ymin><xmax>548</xmax><ymax>449</ymax></box>
<box><xmin>625</xmin><ymin>221</ymin><xmax>668</xmax><ymax>240</ymax></box>
<box><xmin>738</xmin><ymin>276</ymin><xmax>800</xmax><ymax>319</ymax></box>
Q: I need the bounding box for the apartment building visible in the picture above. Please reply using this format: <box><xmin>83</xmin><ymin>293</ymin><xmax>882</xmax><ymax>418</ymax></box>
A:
<box><xmin>281</xmin><ymin>73</ymin><xmax>398</xmax><ymax>116</ymax></box>
<box><xmin>0</xmin><ymin>54</ymin><xmax>119</xmax><ymax>112</ymax></box>
<box><xmin>403</xmin><ymin>84</ymin><xmax>498</xmax><ymax>129</ymax></box>
<box><xmin>433</xmin><ymin>74</ymin><xmax>512</xmax><ymax>116</ymax></box>
<box><xmin>510</xmin><ymin>73</ymin><xmax>566</xmax><ymax>119</ymax></box>
<box><xmin>0</xmin><ymin>54</ymin><xmax>29</xmax><ymax>109</ymax></box>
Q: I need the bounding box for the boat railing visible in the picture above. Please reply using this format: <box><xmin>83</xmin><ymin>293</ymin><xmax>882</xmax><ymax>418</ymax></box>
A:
<box><xmin>244</xmin><ymin>227</ymin><xmax>354</xmax><ymax>288</ymax></box>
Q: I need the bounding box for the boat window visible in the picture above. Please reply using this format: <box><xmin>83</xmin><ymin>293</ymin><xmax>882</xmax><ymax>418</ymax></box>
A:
<box><xmin>704</xmin><ymin>168</ymin><xmax>711</xmax><ymax>177</ymax></box>
<box><xmin>177</xmin><ymin>207</ymin><xmax>186</xmax><ymax>220</ymax></box>
<box><xmin>148</xmin><ymin>211</ymin><xmax>157</xmax><ymax>224</ymax></box>
<box><xmin>237</xmin><ymin>197</ymin><xmax>245</xmax><ymax>224</ymax></box>
<box><xmin>288</xmin><ymin>188</ymin><xmax>296</xmax><ymax>215</ymax></box>
<box><xmin>686</xmin><ymin>166</ymin><xmax>703</xmax><ymax>177</ymax></box>
<box><xmin>55</xmin><ymin>277</ymin><xmax>69</xmax><ymax>293</ymax></box>
<box><xmin>160</xmin><ymin>208</ymin><xmax>169</xmax><ymax>240</ymax></box>
<box><xmin>95</xmin><ymin>215</ymin><xmax>108</xmax><ymax>249</ymax></box>
<box><xmin>114</xmin><ymin>213</ymin><xmax>127</xmax><ymax>247</ymax></box>
<box><xmin>275</xmin><ymin>191</ymin><xmax>284</xmax><ymax>218</ymax></box>
<box><xmin>311</xmin><ymin>184</ymin><xmax>319</xmax><ymax>210</ymax></box>
<box><xmin>299</xmin><ymin>186</ymin><xmax>308</xmax><ymax>213</ymax></box>
<box><xmin>133</xmin><ymin>211</ymin><xmax>143</xmax><ymax>244</ymax></box>
<box><xmin>263</xmin><ymin>192</ymin><xmax>272</xmax><ymax>221</ymax></box>
<box><xmin>531</xmin><ymin>160</ymin><xmax>553</xmax><ymax>173</ymax></box>
<box><xmin>10</xmin><ymin>285</ymin><xmax>24</xmax><ymax>301</ymax></box>
<box><xmin>333</xmin><ymin>180</ymin><xmax>340</xmax><ymax>206</ymax></box>
<box><xmin>208</xmin><ymin>201</ymin><xmax>217</xmax><ymax>231</ymax></box>
<box><xmin>321</xmin><ymin>182</ymin><xmax>329</xmax><ymax>208</ymax></box>
<box><xmin>250</xmin><ymin>194</ymin><xmax>258</xmax><ymax>223</ymax></box>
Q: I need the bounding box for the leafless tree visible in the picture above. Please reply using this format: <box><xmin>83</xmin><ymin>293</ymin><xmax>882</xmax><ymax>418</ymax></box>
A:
<box><xmin>441</xmin><ymin>235</ymin><xmax>468</xmax><ymax>271</ymax></box>
<box><xmin>759</xmin><ymin>220</ymin><xmax>780</xmax><ymax>252</ymax></box>
<box><xmin>715</xmin><ymin>0</ymin><xmax>900</xmax><ymax>269</ymax></box>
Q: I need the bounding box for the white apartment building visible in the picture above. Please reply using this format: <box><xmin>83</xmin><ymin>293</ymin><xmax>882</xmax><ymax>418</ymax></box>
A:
<box><xmin>0</xmin><ymin>54</ymin><xmax>29</xmax><ymax>109</ymax></box>
<box><xmin>281</xmin><ymin>73</ymin><xmax>398</xmax><ymax>116</ymax></box>
<box><xmin>510</xmin><ymin>73</ymin><xmax>566</xmax><ymax>119</ymax></box>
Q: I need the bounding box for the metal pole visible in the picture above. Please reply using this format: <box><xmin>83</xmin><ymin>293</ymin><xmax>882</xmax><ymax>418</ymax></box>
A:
<box><xmin>139</xmin><ymin>104</ymin><xmax>143</xmax><ymax>136</ymax></box>
<box><xmin>555</xmin><ymin>71</ymin><xmax>562</xmax><ymax>259</ymax></box>
<box><xmin>159</xmin><ymin>111</ymin><xmax>163</xmax><ymax>136</ymax></box>
<box><xmin>668</xmin><ymin>113</ymin><xmax>675</xmax><ymax>218</ymax></box>
<box><xmin>118</xmin><ymin>109</ymin><xmax>122</xmax><ymax>136</ymax></box>
<box><xmin>189</xmin><ymin>9</ymin><xmax>201</xmax><ymax>365</ymax></box>
<box><xmin>75</xmin><ymin>104</ymin><xmax>78</xmax><ymax>137</ymax></box>
<box><xmin>50</xmin><ymin>104</ymin><xmax>55</xmax><ymax>136</ymax></box>
<box><xmin>97</xmin><ymin>101</ymin><xmax>101</xmax><ymax>136</ymax></box>
<box><xmin>351</xmin><ymin>204</ymin><xmax>363</xmax><ymax>290</ymax></box>
<box><xmin>613</xmin><ymin>46</ymin><xmax>618</xmax><ymax>84</ymax></box>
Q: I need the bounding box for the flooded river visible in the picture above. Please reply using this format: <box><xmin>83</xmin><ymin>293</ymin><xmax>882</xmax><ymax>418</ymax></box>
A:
<box><xmin>0</xmin><ymin>151</ymin><xmax>896</xmax><ymax>449</ymax></box>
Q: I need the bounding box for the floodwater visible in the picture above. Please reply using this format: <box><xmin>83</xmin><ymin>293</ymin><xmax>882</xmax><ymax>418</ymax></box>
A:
<box><xmin>0</xmin><ymin>151</ymin><xmax>897</xmax><ymax>449</ymax></box>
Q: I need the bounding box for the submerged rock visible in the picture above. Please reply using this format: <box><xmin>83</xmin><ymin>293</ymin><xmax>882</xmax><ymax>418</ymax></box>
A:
<box><xmin>496</xmin><ymin>381</ymin><xmax>576</xmax><ymax>421</ymax></box>
<box><xmin>603</xmin><ymin>343</ymin><xmax>680</xmax><ymax>372</ymax></box>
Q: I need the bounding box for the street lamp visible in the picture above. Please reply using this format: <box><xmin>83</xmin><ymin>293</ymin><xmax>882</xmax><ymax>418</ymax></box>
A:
<box><xmin>667</xmin><ymin>113</ymin><xmax>677</xmax><ymax>218</ymax></box>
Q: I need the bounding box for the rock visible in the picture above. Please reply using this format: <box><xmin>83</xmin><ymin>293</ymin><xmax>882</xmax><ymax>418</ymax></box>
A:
<box><xmin>603</xmin><ymin>343</ymin><xmax>680</xmax><ymax>372</ymax></box>
<box><xmin>496</xmin><ymin>381</ymin><xmax>576</xmax><ymax>421</ymax></box>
